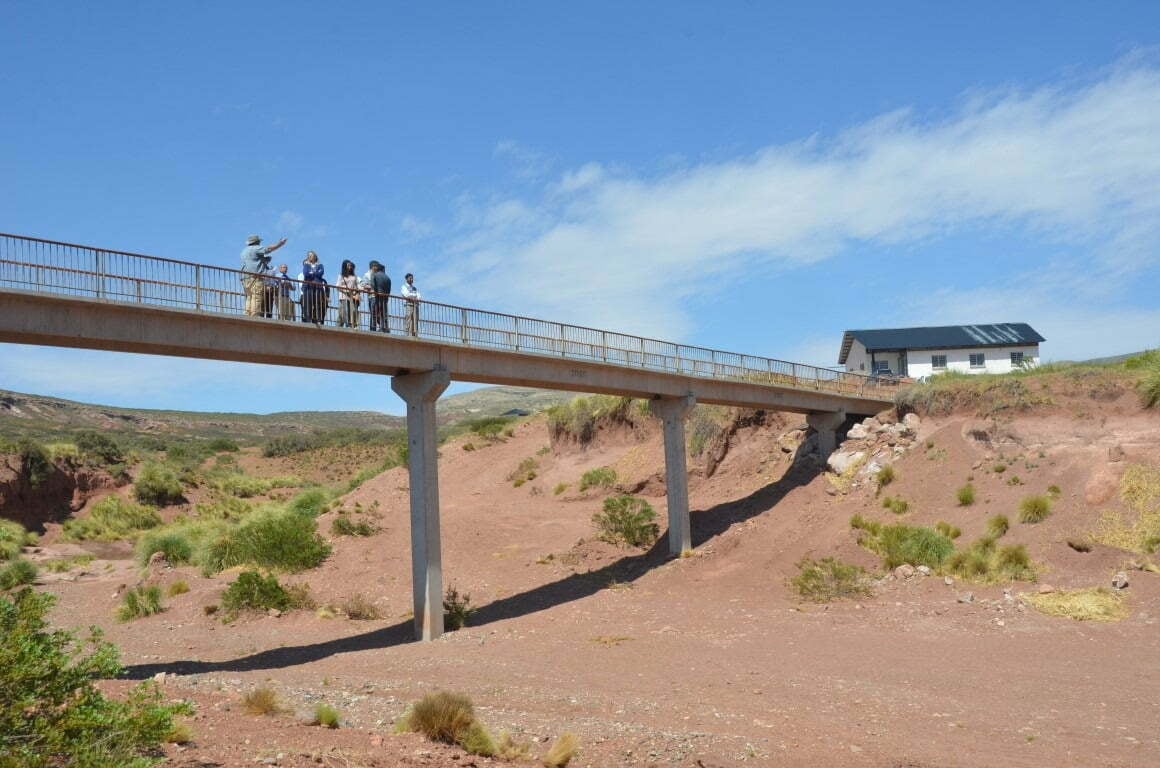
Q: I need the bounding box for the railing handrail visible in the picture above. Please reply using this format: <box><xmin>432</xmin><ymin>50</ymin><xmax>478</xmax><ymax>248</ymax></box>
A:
<box><xmin>0</xmin><ymin>231</ymin><xmax>897</xmax><ymax>398</ymax></box>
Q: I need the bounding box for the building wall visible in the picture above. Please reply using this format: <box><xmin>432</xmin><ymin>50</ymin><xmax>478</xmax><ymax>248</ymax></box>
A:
<box><xmin>905</xmin><ymin>345</ymin><xmax>1040</xmax><ymax>378</ymax></box>
<box><xmin>844</xmin><ymin>342</ymin><xmax>1040</xmax><ymax>377</ymax></box>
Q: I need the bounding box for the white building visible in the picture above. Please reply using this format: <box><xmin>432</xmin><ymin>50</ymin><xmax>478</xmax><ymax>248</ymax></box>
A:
<box><xmin>838</xmin><ymin>323</ymin><xmax>1045</xmax><ymax>379</ymax></box>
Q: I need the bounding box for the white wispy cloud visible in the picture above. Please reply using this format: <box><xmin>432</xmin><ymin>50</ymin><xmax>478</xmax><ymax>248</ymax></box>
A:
<box><xmin>493</xmin><ymin>139</ymin><xmax>554</xmax><ymax>180</ymax></box>
<box><xmin>432</xmin><ymin>60</ymin><xmax>1160</xmax><ymax>347</ymax></box>
<box><xmin>400</xmin><ymin>214</ymin><xmax>434</xmax><ymax>240</ymax></box>
<box><xmin>277</xmin><ymin>210</ymin><xmax>304</xmax><ymax>234</ymax></box>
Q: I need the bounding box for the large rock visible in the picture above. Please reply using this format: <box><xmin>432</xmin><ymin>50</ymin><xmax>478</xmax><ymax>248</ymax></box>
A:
<box><xmin>827</xmin><ymin>450</ymin><xmax>865</xmax><ymax>475</ymax></box>
<box><xmin>846</xmin><ymin>423</ymin><xmax>870</xmax><ymax>440</ymax></box>
<box><xmin>902</xmin><ymin>413</ymin><xmax>921</xmax><ymax>432</ymax></box>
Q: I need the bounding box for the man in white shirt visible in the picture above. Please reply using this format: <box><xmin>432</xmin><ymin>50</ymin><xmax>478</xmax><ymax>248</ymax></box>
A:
<box><xmin>401</xmin><ymin>272</ymin><xmax>420</xmax><ymax>336</ymax></box>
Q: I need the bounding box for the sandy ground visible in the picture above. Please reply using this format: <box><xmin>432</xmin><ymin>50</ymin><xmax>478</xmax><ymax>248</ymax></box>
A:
<box><xmin>28</xmin><ymin>388</ymin><xmax>1160</xmax><ymax>768</ymax></box>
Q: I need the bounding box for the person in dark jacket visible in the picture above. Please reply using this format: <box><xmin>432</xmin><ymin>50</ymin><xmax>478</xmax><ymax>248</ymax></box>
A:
<box><xmin>301</xmin><ymin>250</ymin><xmax>326</xmax><ymax>324</ymax></box>
<box><xmin>366</xmin><ymin>261</ymin><xmax>392</xmax><ymax>332</ymax></box>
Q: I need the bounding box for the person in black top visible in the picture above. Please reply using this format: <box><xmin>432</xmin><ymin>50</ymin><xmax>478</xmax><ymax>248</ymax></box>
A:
<box><xmin>367</xmin><ymin>261</ymin><xmax>392</xmax><ymax>332</ymax></box>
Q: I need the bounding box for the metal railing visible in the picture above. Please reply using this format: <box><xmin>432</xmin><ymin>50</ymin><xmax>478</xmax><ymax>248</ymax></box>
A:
<box><xmin>0</xmin><ymin>232</ymin><xmax>899</xmax><ymax>398</ymax></box>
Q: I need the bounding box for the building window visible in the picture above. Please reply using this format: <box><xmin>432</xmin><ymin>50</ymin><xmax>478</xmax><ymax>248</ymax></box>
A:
<box><xmin>969</xmin><ymin>353</ymin><xmax>985</xmax><ymax>369</ymax></box>
<box><xmin>873</xmin><ymin>360</ymin><xmax>891</xmax><ymax>374</ymax></box>
<box><xmin>1011</xmin><ymin>351</ymin><xmax>1024</xmax><ymax>367</ymax></box>
<box><xmin>931</xmin><ymin>354</ymin><xmax>947</xmax><ymax>370</ymax></box>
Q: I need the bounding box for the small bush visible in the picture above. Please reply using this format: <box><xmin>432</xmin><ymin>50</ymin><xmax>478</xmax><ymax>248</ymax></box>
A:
<box><xmin>592</xmin><ymin>495</ymin><xmax>659</xmax><ymax>548</ymax></box>
<box><xmin>579</xmin><ymin>466</ymin><xmax>617</xmax><ymax>492</ymax></box>
<box><xmin>1047</xmin><ymin>484</ymin><xmax>1062</xmax><ymax>498</ymax></box>
<box><xmin>242</xmin><ymin>686</ymin><xmax>284</xmax><ymax>716</ymax></box>
<box><xmin>340</xmin><ymin>593</ymin><xmax>382</xmax><ymax>620</ymax></box>
<box><xmin>543</xmin><ymin>732</ymin><xmax>579</xmax><ymax>767</ymax></box>
<box><xmin>117</xmin><ymin>585</ymin><xmax>164</xmax><ymax>621</ymax></box>
<box><xmin>41</xmin><ymin>554</ymin><xmax>95</xmax><ymax>573</ymax></box>
<box><xmin>136</xmin><ymin>529</ymin><xmax>195</xmax><ymax>566</ymax></box>
<box><xmin>0</xmin><ymin>519</ymin><xmax>33</xmax><ymax>561</ymax></box>
<box><xmin>547</xmin><ymin>395</ymin><xmax>634</xmax><ymax>444</ymax></box>
<box><xmin>64</xmin><ymin>495</ymin><xmax>162</xmax><ymax>541</ymax></box>
<box><xmin>466</xmin><ymin>416</ymin><xmax>515</xmax><ymax>442</ymax></box>
<box><xmin>1138</xmin><ymin>363</ymin><xmax>1160</xmax><ymax>408</ymax></box>
<box><xmin>935</xmin><ymin>521</ymin><xmax>961</xmax><ymax>539</ymax></box>
<box><xmin>985</xmin><ymin>515</ymin><xmax>1010</xmax><ymax>538</ymax></box>
<box><xmin>945</xmin><ymin>538</ymin><xmax>1035</xmax><ymax>582</ymax></box>
<box><xmin>0</xmin><ymin>588</ymin><xmax>191</xmax><ymax>766</ymax></box>
<box><xmin>1006</xmin><ymin>475</ymin><xmax>1023</xmax><ymax>486</ymax></box>
<box><xmin>0</xmin><ymin>558</ymin><xmax>38</xmax><ymax>590</ymax></box>
<box><xmin>849</xmin><ymin>514</ymin><xmax>881</xmax><ymax>535</ymax></box>
<box><xmin>508</xmin><ymin>457</ymin><xmax>539</xmax><ymax>487</ymax></box>
<box><xmin>553</xmin><ymin>482</ymin><xmax>569</xmax><ymax>495</ymax></box>
<box><xmin>134</xmin><ymin>463</ymin><xmax>185</xmax><ymax>506</ymax></box>
<box><xmin>875</xmin><ymin>464</ymin><xmax>896</xmax><ymax>488</ymax></box>
<box><xmin>1066</xmin><ymin>537</ymin><xmax>1092</xmax><ymax>553</ymax></box>
<box><xmin>206</xmin><ymin>437</ymin><xmax>240</xmax><ymax>452</ymax></box>
<box><xmin>881</xmin><ymin>496</ymin><xmax>909</xmax><ymax>515</ymax></box>
<box><xmin>992</xmin><ymin>463</ymin><xmax>1007</xmax><ymax>474</ymax></box>
<box><xmin>855</xmin><ymin>523</ymin><xmax>954</xmax><ymax>569</ymax></box>
<box><xmin>312</xmin><ymin>703</ymin><xmax>340</xmax><ymax>728</ymax></box>
<box><xmin>398</xmin><ymin>691</ymin><xmax>495</xmax><ymax>756</ymax></box>
<box><xmin>221</xmin><ymin>570</ymin><xmax>298</xmax><ymax>617</ymax></box>
<box><xmin>956</xmin><ymin>483</ymin><xmax>976</xmax><ymax>506</ymax></box>
<box><xmin>76</xmin><ymin>430</ymin><xmax>126</xmax><ymax>465</ymax></box>
<box><xmin>1019</xmin><ymin>494</ymin><xmax>1052</xmax><ymax>523</ymax></box>
<box><xmin>1026</xmin><ymin>587</ymin><xmax>1126</xmax><ymax>621</ymax></box>
<box><xmin>17</xmin><ymin>438</ymin><xmax>53</xmax><ymax>488</ymax></box>
<box><xmin>443</xmin><ymin>586</ymin><xmax>475</xmax><ymax>630</ymax></box>
<box><xmin>790</xmin><ymin>557</ymin><xmax>871</xmax><ymax>602</ymax></box>
<box><xmin>199</xmin><ymin>508</ymin><xmax>331</xmax><ymax>574</ymax></box>
<box><xmin>263</xmin><ymin>433</ymin><xmax>322</xmax><ymax>457</ymax></box>
<box><xmin>286</xmin><ymin>488</ymin><xmax>330</xmax><ymax>518</ymax></box>
<box><xmin>167</xmin><ymin>580</ymin><xmax>190</xmax><ymax>597</ymax></box>
<box><xmin>331</xmin><ymin>516</ymin><xmax>379</xmax><ymax>537</ymax></box>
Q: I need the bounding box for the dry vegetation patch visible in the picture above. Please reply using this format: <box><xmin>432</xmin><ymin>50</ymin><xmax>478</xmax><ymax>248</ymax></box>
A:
<box><xmin>1026</xmin><ymin>587</ymin><xmax>1127</xmax><ymax>622</ymax></box>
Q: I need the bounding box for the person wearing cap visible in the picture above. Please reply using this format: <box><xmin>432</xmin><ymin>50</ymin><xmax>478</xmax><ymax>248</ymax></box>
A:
<box><xmin>365</xmin><ymin>261</ymin><xmax>392</xmax><ymax>332</ymax></box>
<box><xmin>240</xmin><ymin>234</ymin><xmax>287</xmax><ymax>316</ymax></box>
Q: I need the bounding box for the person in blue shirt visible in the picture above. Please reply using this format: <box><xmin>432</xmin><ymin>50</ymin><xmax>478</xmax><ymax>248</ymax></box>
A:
<box><xmin>239</xmin><ymin>234</ymin><xmax>287</xmax><ymax>316</ymax></box>
<box><xmin>272</xmin><ymin>263</ymin><xmax>297</xmax><ymax>321</ymax></box>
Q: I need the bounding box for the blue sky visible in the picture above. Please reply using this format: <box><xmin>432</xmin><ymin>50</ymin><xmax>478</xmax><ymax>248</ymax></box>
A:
<box><xmin>3</xmin><ymin>2</ymin><xmax>1159</xmax><ymax>415</ymax></box>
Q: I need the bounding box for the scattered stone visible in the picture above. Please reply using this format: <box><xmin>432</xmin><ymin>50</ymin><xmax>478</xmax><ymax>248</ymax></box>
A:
<box><xmin>827</xmin><ymin>450</ymin><xmax>865</xmax><ymax>475</ymax></box>
<box><xmin>268</xmin><ymin>608</ymin><xmax>282</xmax><ymax>618</ymax></box>
<box><xmin>916</xmin><ymin>565</ymin><xmax>932</xmax><ymax>576</ymax></box>
<box><xmin>1112</xmin><ymin>571</ymin><xmax>1130</xmax><ymax>590</ymax></box>
<box><xmin>370</xmin><ymin>735</ymin><xmax>383</xmax><ymax>747</ymax></box>
<box><xmin>902</xmin><ymin>413</ymin><xmax>921</xmax><ymax>431</ymax></box>
<box><xmin>894</xmin><ymin>564</ymin><xmax>916</xmax><ymax>580</ymax></box>
<box><xmin>1037</xmin><ymin>584</ymin><xmax>1056</xmax><ymax>594</ymax></box>
<box><xmin>153</xmin><ymin>672</ymin><xmax>167</xmax><ymax>683</ymax></box>
<box><xmin>943</xmin><ymin>576</ymin><xmax>954</xmax><ymax>586</ymax></box>
<box><xmin>847</xmin><ymin>423</ymin><xmax>869</xmax><ymax>440</ymax></box>
<box><xmin>1108</xmin><ymin>444</ymin><xmax>1125</xmax><ymax>462</ymax></box>
<box><xmin>957</xmin><ymin>593</ymin><xmax>974</xmax><ymax>604</ymax></box>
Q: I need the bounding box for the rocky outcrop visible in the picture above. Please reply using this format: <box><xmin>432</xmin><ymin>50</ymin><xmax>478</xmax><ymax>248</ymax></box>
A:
<box><xmin>0</xmin><ymin>454</ymin><xmax>121</xmax><ymax>532</ymax></box>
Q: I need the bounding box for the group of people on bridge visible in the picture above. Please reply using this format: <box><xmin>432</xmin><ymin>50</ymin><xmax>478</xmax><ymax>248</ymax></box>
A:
<box><xmin>239</xmin><ymin>234</ymin><xmax>420</xmax><ymax>334</ymax></box>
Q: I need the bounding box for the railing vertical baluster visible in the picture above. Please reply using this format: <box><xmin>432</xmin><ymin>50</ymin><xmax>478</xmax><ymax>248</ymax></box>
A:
<box><xmin>194</xmin><ymin>265</ymin><xmax>202</xmax><ymax>310</ymax></box>
<box><xmin>461</xmin><ymin>308</ymin><xmax>469</xmax><ymax>345</ymax></box>
<box><xmin>514</xmin><ymin>317</ymin><xmax>521</xmax><ymax>352</ymax></box>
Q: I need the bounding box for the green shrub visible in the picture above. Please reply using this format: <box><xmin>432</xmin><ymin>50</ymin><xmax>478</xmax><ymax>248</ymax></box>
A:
<box><xmin>881</xmin><ymin>496</ymin><xmax>909</xmax><ymax>515</ymax></box>
<box><xmin>992</xmin><ymin>463</ymin><xmax>1007</xmax><ymax>474</ymax></box>
<box><xmin>331</xmin><ymin>516</ymin><xmax>379</xmax><ymax>537</ymax></box>
<box><xmin>42</xmin><ymin>554</ymin><xmax>95</xmax><ymax>573</ymax></box>
<box><xmin>0</xmin><ymin>588</ymin><xmax>191</xmax><ymax>767</ymax></box>
<box><xmin>945</xmin><ymin>538</ymin><xmax>1035</xmax><ymax>582</ymax></box>
<box><xmin>134</xmin><ymin>463</ymin><xmax>185</xmax><ymax>506</ymax></box>
<box><xmin>286</xmin><ymin>488</ymin><xmax>330</xmax><ymax>517</ymax></box>
<box><xmin>790</xmin><ymin>557</ymin><xmax>871</xmax><ymax>602</ymax></box>
<box><xmin>875</xmin><ymin>464</ymin><xmax>896</xmax><ymax>488</ymax></box>
<box><xmin>76</xmin><ymin>430</ymin><xmax>125</xmax><ymax>465</ymax></box>
<box><xmin>17</xmin><ymin>438</ymin><xmax>52</xmax><ymax>488</ymax></box>
<box><xmin>465</xmin><ymin>416</ymin><xmax>515</xmax><ymax>441</ymax></box>
<box><xmin>1047</xmin><ymin>484</ymin><xmax>1062</xmax><ymax>498</ymax></box>
<box><xmin>508</xmin><ymin>457</ymin><xmax>539</xmax><ymax>487</ymax></box>
<box><xmin>443</xmin><ymin>586</ymin><xmax>475</xmax><ymax>630</ymax></box>
<box><xmin>985</xmin><ymin>515</ymin><xmax>1010</xmax><ymax>538</ymax></box>
<box><xmin>0</xmin><ymin>519</ymin><xmax>33</xmax><ymax>561</ymax></box>
<box><xmin>263</xmin><ymin>433</ymin><xmax>322</xmax><ymax>457</ymax></box>
<box><xmin>1006</xmin><ymin>474</ymin><xmax>1023</xmax><ymax>486</ymax></box>
<box><xmin>136</xmin><ymin>529</ymin><xmax>195</xmax><ymax>566</ymax></box>
<box><xmin>167</xmin><ymin>580</ymin><xmax>190</xmax><ymax>597</ymax></box>
<box><xmin>578</xmin><ymin>466</ymin><xmax>618</xmax><ymax>492</ymax></box>
<box><xmin>194</xmin><ymin>493</ymin><xmax>253</xmax><ymax>520</ymax></box>
<box><xmin>117</xmin><ymin>586</ymin><xmax>164</xmax><ymax>622</ymax></box>
<box><xmin>935</xmin><ymin>521</ymin><xmax>961</xmax><ymax>539</ymax></box>
<box><xmin>397</xmin><ymin>691</ymin><xmax>495</xmax><ymax>756</ymax></box>
<box><xmin>312</xmin><ymin>703</ymin><xmax>341</xmax><ymax>728</ymax></box>
<box><xmin>849</xmin><ymin>514</ymin><xmax>881</xmax><ymax>535</ymax></box>
<box><xmin>206</xmin><ymin>437</ymin><xmax>240</xmax><ymax>452</ymax></box>
<box><xmin>547</xmin><ymin>395</ymin><xmax>634</xmax><ymax>444</ymax></box>
<box><xmin>63</xmin><ymin>495</ymin><xmax>162</xmax><ymax>541</ymax></box>
<box><xmin>220</xmin><ymin>570</ymin><xmax>294</xmax><ymax>617</ymax></box>
<box><xmin>956</xmin><ymin>483</ymin><xmax>976</xmax><ymax>506</ymax></box>
<box><xmin>1138</xmin><ymin>362</ymin><xmax>1160</xmax><ymax>409</ymax></box>
<box><xmin>199</xmin><ymin>508</ymin><xmax>331</xmax><ymax>574</ymax></box>
<box><xmin>593</xmin><ymin>495</ymin><xmax>659</xmax><ymax>548</ymax></box>
<box><xmin>1019</xmin><ymin>494</ymin><xmax>1052</xmax><ymax>523</ymax></box>
<box><xmin>0</xmin><ymin>558</ymin><xmax>38</xmax><ymax>590</ymax></box>
<box><xmin>855</xmin><ymin>523</ymin><xmax>954</xmax><ymax>569</ymax></box>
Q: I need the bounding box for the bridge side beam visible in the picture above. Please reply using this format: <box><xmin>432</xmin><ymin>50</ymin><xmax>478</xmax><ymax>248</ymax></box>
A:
<box><xmin>649</xmin><ymin>394</ymin><xmax>696</xmax><ymax>556</ymax></box>
<box><xmin>391</xmin><ymin>368</ymin><xmax>451</xmax><ymax>641</ymax></box>
<box><xmin>806</xmin><ymin>410</ymin><xmax>846</xmax><ymax>460</ymax></box>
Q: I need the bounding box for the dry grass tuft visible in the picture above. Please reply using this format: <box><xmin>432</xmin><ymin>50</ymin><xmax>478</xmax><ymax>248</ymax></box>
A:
<box><xmin>241</xmin><ymin>686</ymin><xmax>285</xmax><ymax>716</ymax></box>
<box><xmin>1025</xmin><ymin>587</ymin><xmax>1127</xmax><ymax>622</ymax></box>
<box><xmin>542</xmin><ymin>732</ymin><xmax>579</xmax><ymax>767</ymax></box>
<box><xmin>397</xmin><ymin>691</ymin><xmax>496</xmax><ymax>756</ymax></box>
<box><xmin>1092</xmin><ymin>463</ymin><xmax>1160</xmax><ymax>554</ymax></box>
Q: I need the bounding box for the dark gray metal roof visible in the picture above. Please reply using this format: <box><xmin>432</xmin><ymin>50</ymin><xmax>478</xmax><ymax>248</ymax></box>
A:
<box><xmin>838</xmin><ymin>323</ymin><xmax>1045</xmax><ymax>364</ymax></box>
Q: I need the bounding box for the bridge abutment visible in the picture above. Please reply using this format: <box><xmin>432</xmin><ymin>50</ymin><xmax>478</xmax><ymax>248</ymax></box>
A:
<box><xmin>391</xmin><ymin>368</ymin><xmax>451</xmax><ymax>641</ymax></box>
<box><xmin>649</xmin><ymin>394</ymin><xmax>696</xmax><ymax>556</ymax></box>
<box><xmin>806</xmin><ymin>410</ymin><xmax>846</xmax><ymax>459</ymax></box>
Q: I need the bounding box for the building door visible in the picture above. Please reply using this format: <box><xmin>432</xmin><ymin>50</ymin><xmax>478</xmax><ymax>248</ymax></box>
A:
<box><xmin>899</xmin><ymin>350</ymin><xmax>908</xmax><ymax>377</ymax></box>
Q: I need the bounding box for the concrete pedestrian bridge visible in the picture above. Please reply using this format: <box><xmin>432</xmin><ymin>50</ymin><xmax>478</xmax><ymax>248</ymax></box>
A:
<box><xmin>0</xmin><ymin>232</ymin><xmax>898</xmax><ymax>639</ymax></box>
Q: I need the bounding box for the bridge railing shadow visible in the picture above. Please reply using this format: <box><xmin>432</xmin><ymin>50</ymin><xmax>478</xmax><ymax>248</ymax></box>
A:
<box><xmin>123</xmin><ymin>446</ymin><xmax>823</xmax><ymax>680</ymax></box>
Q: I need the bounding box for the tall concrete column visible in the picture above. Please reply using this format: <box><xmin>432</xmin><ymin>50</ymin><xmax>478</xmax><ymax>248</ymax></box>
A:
<box><xmin>391</xmin><ymin>368</ymin><xmax>451</xmax><ymax>641</ymax></box>
<box><xmin>806</xmin><ymin>410</ymin><xmax>846</xmax><ymax>460</ymax></box>
<box><xmin>649</xmin><ymin>394</ymin><xmax>696</xmax><ymax>556</ymax></box>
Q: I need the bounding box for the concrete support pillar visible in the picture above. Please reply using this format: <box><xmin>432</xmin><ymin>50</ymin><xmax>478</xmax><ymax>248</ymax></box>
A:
<box><xmin>806</xmin><ymin>410</ymin><xmax>846</xmax><ymax>460</ymax></box>
<box><xmin>649</xmin><ymin>394</ymin><xmax>696</xmax><ymax>556</ymax></box>
<box><xmin>391</xmin><ymin>368</ymin><xmax>451</xmax><ymax>641</ymax></box>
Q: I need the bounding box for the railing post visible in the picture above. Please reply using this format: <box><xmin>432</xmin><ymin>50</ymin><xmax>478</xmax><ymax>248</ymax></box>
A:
<box><xmin>194</xmin><ymin>265</ymin><xmax>202</xmax><ymax>310</ymax></box>
<box><xmin>95</xmin><ymin>250</ymin><xmax>105</xmax><ymax>299</ymax></box>
<box><xmin>559</xmin><ymin>323</ymin><xmax>566</xmax><ymax>356</ymax></box>
<box><xmin>460</xmin><ymin>308</ymin><xmax>469</xmax><ymax>345</ymax></box>
<box><xmin>602</xmin><ymin>331</ymin><xmax>608</xmax><ymax>362</ymax></box>
<box><xmin>514</xmin><ymin>317</ymin><xmax>521</xmax><ymax>352</ymax></box>
<box><xmin>640</xmin><ymin>337</ymin><xmax>646</xmax><ymax>367</ymax></box>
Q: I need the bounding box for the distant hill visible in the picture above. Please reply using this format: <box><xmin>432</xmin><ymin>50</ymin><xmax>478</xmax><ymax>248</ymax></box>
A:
<box><xmin>0</xmin><ymin>385</ymin><xmax>577</xmax><ymax>445</ymax></box>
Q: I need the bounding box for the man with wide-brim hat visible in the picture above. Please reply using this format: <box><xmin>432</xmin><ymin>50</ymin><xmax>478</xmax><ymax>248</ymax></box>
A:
<box><xmin>240</xmin><ymin>233</ymin><xmax>288</xmax><ymax>316</ymax></box>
